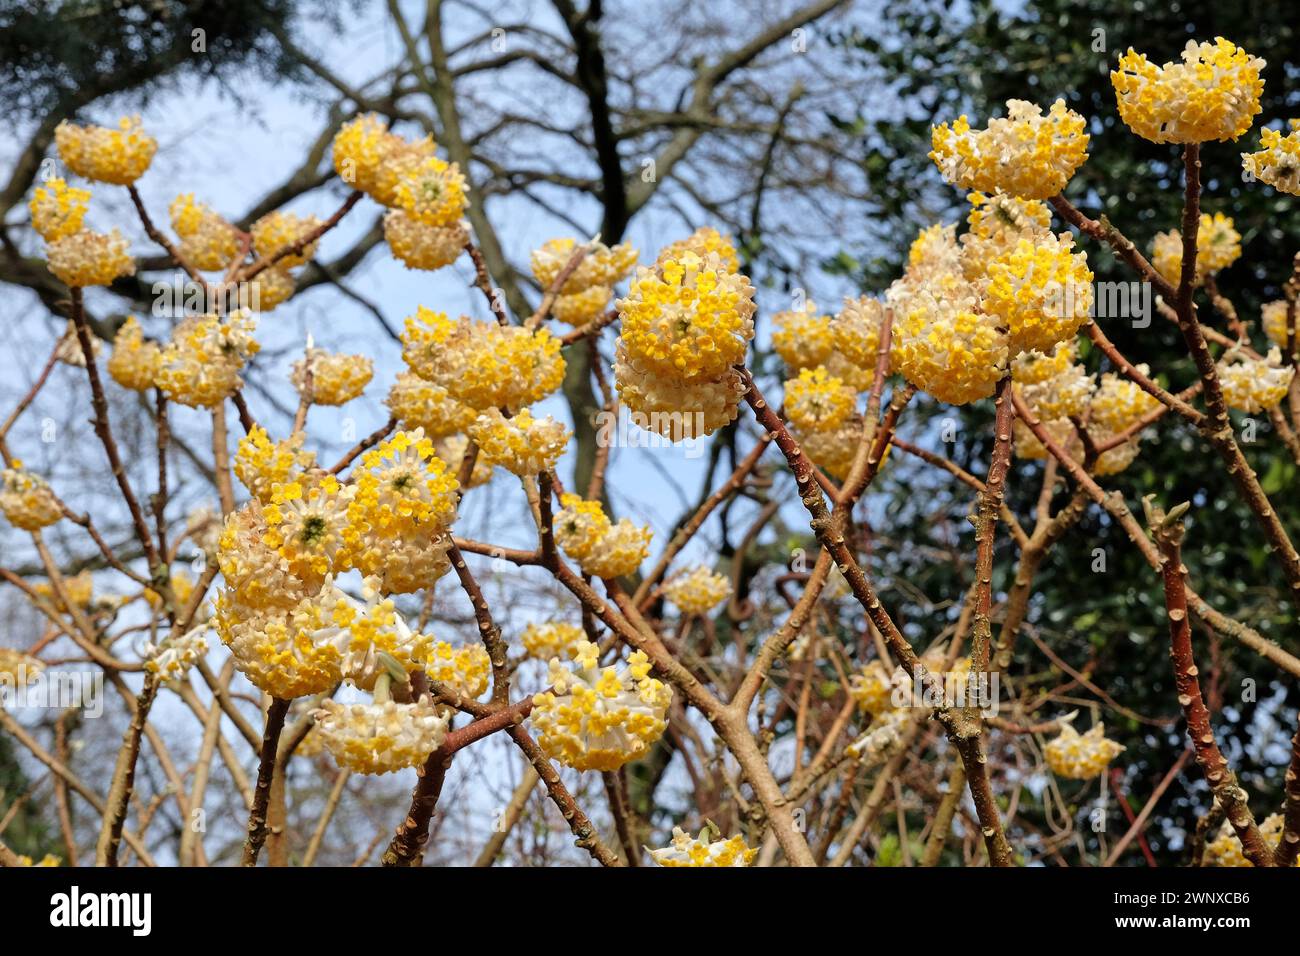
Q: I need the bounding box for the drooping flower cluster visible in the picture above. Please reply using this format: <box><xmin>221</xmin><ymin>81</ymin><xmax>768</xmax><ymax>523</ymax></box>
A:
<box><xmin>784</xmin><ymin>365</ymin><xmax>857</xmax><ymax>433</ymax></box>
<box><xmin>1217</xmin><ymin>348</ymin><xmax>1295</xmax><ymax>413</ymax></box>
<box><xmin>1044</xmin><ymin>720</ymin><xmax>1125</xmax><ymax>780</ymax></box>
<box><xmin>384</xmin><ymin>372</ymin><xmax>477</xmax><ymax>438</ymax></box>
<box><xmin>1151</xmin><ymin>212</ymin><xmax>1242</xmax><ymax>286</ymax></box>
<box><xmin>313</xmin><ymin>697</ymin><xmax>450</xmax><ymax>774</ymax></box>
<box><xmin>615</xmin><ymin>236</ymin><xmax>756</xmax><ymax>439</ymax></box>
<box><xmin>553</xmin><ymin>493</ymin><xmax>652</xmax><ymax>579</ymax></box>
<box><xmin>831</xmin><ymin>296</ymin><xmax>896</xmax><ymax>382</ymax></box>
<box><xmin>772</xmin><ymin>300</ymin><xmax>834</xmax><ymax>371</ymax></box>
<box><xmin>401</xmin><ymin>307</ymin><xmax>566</xmax><ymax>414</ymax></box>
<box><xmin>1242</xmin><ymin>120</ymin><xmax>1300</xmax><ymax>196</ymax></box>
<box><xmin>332</xmin><ymin>114</ymin><xmax>470</xmax><ymax>272</ymax></box>
<box><xmin>981</xmin><ymin>231</ymin><xmax>1093</xmax><ymax>355</ymax></box>
<box><xmin>520</xmin><ymin>621</ymin><xmax>586</xmax><ymax>661</ymax></box>
<box><xmin>466</xmin><ymin>408</ymin><xmax>569</xmax><ymax>477</ymax></box>
<box><xmin>649</xmin><ymin>826</ymin><xmax>756</xmax><ymax>867</ymax></box>
<box><xmin>144</xmin><ymin>626</ymin><xmax>210</xmax><ymax>681</ymax></box>
<box><xmin>930</xmin><ymin>99</ymin><xmax>1089</xmax><ymax>199</ymax></box>
<box><xmin>54</xmin><ymin>117</ymin><xmax>157</xmax><ymax>184</ymax></box>
<box><xmin>291</xmin><ymin>348</ymin><xmax>374</xmax><ymax>406</ymax></box>
<box><xmin>154</xmin><ymin>310</ymin><xmax>261</xmax><ymax>407</ymax></box>
<box><xmin>1</xmin><ymin>462</ymin><xmax>63</xmax><ymax>531</ymax></box>
<box><xmin>531</xmin><ymin>237</ymin><xmax>638</xmax><ymax>325</ymax></box>
<box><xmin>46</xmin><ymin>227</ymin><xmax>135</xmax><ymax>288</ymax></box>
<box><xmin>959</xmin><ymin>191</ymin><xmax>1053</xmax><ymax>275</ymax></box>
<box><xmin>1112</xmin><ymin>38</ymin><xmax>1265</xmax><ymax>144</ymax></box>
<box><xmin>169</xmin><ymin>194</ymin><xmax>240</xmax><ymax>271</ymax></box>
<box><xmin>530</xmin><ymin>641</ymin><xmax>672</xmax><ymax>771</ymax></box>
<box><xmin>662</xmin><ymin>565</ymin><xmax>732</xmax><ymax>615</ymax></box>
<box><xmin>106</xmin><ymin>316</ymin><xmax>162</xmax><ymax>391</ymax></box>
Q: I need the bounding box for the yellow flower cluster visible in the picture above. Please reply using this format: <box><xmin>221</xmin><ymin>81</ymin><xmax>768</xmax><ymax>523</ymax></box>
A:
<box><xmin>107</xmin><ymin>317</ymin><xmax>162</xmax><ymax>391</ymax></box>
<box><xmin>520</xmin><ymin>621</ymin><xmax>586</xmax><ymax>661</ymax></box>
<box><xmin>1012</xmin><ymin>342</ymin><xmax>1095</xmax><ymax>422</ymax></box>
<box><xmin>291</xmin><ymin>348</ymin><xmax>373</xmax><ymax>406</ymax></box>
<box><xmin>313</xmin><ymin>698</ymin><xmax>450</xmax><ymax>774</ymax></box>
<box><xmin>530</xmin><ymin>641</ymin><xmax>672</xmax><ymax>771</ymax></box>
<box><xmin>169</xmin><ymin>194</ymin><xmax>240</xmax><ymax>271</ymax></box>
<box><xmin>1262</xmin><ymin>300</ymin><xmax>1297</xmax><ymax>350</ymax></box>
<box><xmin>784</xmin><ymin>365</ymin><xmax>857</xmax><ymax>432</ymax></box>
<box><xmin>649</xmin><ymin>826</ymin><xmax>756</xmax><ymax>867</ymax></box>
<box><xmin>385</xmin><ymin>372</ymin><xmax>477</xmax><ymax>438</ymax></box>
<box><xmin>262</xmin><ymin>476</ymin><xmax>352</xmax><ymax>593</ymax></box>
<box><xmin>251</xmin><ymin>209</ymin><xmax>321</xmax><ymax>269</ymax></box>
<box><xmin>662</xmin><ymin>565</ymin><xmax>732</xmax><ymax>615</ymax></box>
<box><xmin>657</xmin><ymin>226</ymin><xmax>740</xmax><ymax>273</ymax></box>
<box><xmin>466</xmin><ymin>407</ymin><xmax>569</xmax><ymax>477</ymax></box>
<box><xmin>1242</xmin><ymin>120</ymin><xmax>1300</xmax><ymax>196</ymax></box>
<box><xmin>54</xmin><ymin>116</ymin><xmax>157</xmax><ymax>184</ymax></box>
<box><xmin>214</xmin><ymin>585</ymin><xmax>347</xmax><ymax>698</ymax></box>
<box><xmin>960</xmin><ymin>191</ymin><xmax>1053</xmax><ymax>276</ymax></box>
<box><xmin>154</xmin><ymin>310</ymin><xmax>260</xmax><ymax>407</ymax></box>
<box><xmin>832</xmin><ymin>296</ymin><xmax>896</xmax><ymax>381</ymax></box>
<box><xmin>246</xmin><ymin>265</ymin><xmax>296</xmax><ymax>312</ymax></box>
<box><xmin>29</xmin><ymin>178</ymin><xmax>90</xmax><ymax>241</ymax></box>
<box><xmin>1044</xmin><ymin>721</ymin><xmax>1125</xmax><ymax>779</ymax></box>
<box><xmin>384</xmin><ymin>208</ymin><xmax>467</xmax><ymax>271</ymax></box>
<box><xmin>217</xmin><ymin>500</ymin><xmax>314</xmax><ymax>611</ymax></box>
<box><xmin>848</xmin><ymin>650</ymin><xmax>970</xmax><ymax>717</ymax></box>
<box><xmin>234</xmin><ymin>426</ymin><xmax>317</xmax><ymax>503</ymax></box>
<box><xmin>1</xmin><ymin>462</ymin><xmax>62</xmax><ymax>531</ymax></box>
<box><xmin>344</xmin><ymin>430</ymin><xmax>458</xmax><ymax>594</ymax></box>
<box><xmin>145</xmin><ymin>625</ymin><xmax>210</xmax><ymax>681</ymax></box>
<box><xmin>1151</xmin><ymin>212</ymin><xmax>1241</xmax><ymax>286</ymax></box>
<box><xmin>889</xmin><ymin>223</ymin><xmax>1008</xmax><ymax>405</ymax></box>
<box><xmin>798</xmin><ymin>415</ymin><xmax>863</xmax><ymax>481</ymax></box>
<box><xmin>46</xmin><ymin>227</ymin><xmax>135</xmax><ymax>287</ymax></box>
<box><xmin>424</xmin><ymin>640</ymin><xmax>491</xmax><ymax>700</ymax></box>
<box><xmin>332</xmin><ymin>114</ymin><xmax>469</xmax><ymax>271</ymax></box>
<box><xmin>981</xmin><ymin>232</ymin><xmax>1093</xmax><ymax>356</ymax></box>
<box><xmin>530</xmin><ymin>237</ymin><xmax>638</xmax><ymax>327</ymax></box>
<box><xmin>401</xmin><ymin>307</ymin><xmax>566</xmax><ymax>413</ymax></box>
<box><xmin>0</xmin><ymin>647</ymin><xmax>43</xmax><ymax>685</ymax></box>
<box><xmin>1112</xmin><ymin>38</ymin><xmax>1265</xmax><ymax>144</ymax></box>
<box><xmin>772</xmin><ymin>300</ymin><xmax>833</xmax><ymax>371</ymax></box>
<box><xmin>615</xmin><ymin>243</ymin><xmax>755</xmax><ymax>438</ymax></box>
<box><xmin>930</xmin><ymin>99</ymin><xmax>1089</xmax><ymax>199</ymax></box>
<box><xmin>553</xmin><ymin>493</ymin><xmax>652</xmax><ymax>579</ymax></box>
<box><xmin>1204</xmin><ymin>813</ymin><xmax>1296</xmax><ymax>867</ymax></box>
<box><xmin>1217</xmin><ymin>348</ymin><xmax>1294</xmax><ymax>413</ymax></box>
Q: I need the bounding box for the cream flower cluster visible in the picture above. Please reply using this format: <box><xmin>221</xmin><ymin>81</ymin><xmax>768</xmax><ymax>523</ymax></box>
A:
<box><xmin>1262</xmin><ymin>300</ymin><xmax>1297</xmax><ymax>350</ymax></box>
<box><xmin>169</xmin><ymin>194</ymin><xmax>240</xmax><ymax>271</ymax></box>
<box><xmin>531</xmin><ymin>237</ymin><xmax>638</xmax><ymax>325</ymax></box>
<box><xmin>1044</xmin><ymin>721</ymin><xmax>1125</xmax><ymax>780</ymax></box>
<box><xmin>615</xmin><ymin>233</ymin><xmax>755</xmax><ymax>439</ymax></box>
<box><xmin>401</xmin><ymin>307</ymin><xmax>566</xmax><ymax>414</ymax></box>
<box><xmin>332</xmin><ymin>114</ymin><xmax>469</xmax><ymax>272</ymax></box>
<box><xmin>1</xmin><ymin>462</ymin><xmax>63</xmax><ymax>531</ymax></box>
<box><xmin>29</xmin><ymin>178</ymin><xmax>89</xmax><ymax>242</ymax></box>
<box><xmin>46</xmin><ymin>227</ymin><xmax>135</xmax><ymax>288</ymax></box>
<box><xmin>1112</xmin><ymin>38</ymin><xmax>1265</xmax><ymax>144</ymax></box>
<box><xmin>1151</xmin><ymin>212</ymin><xmax>1242</xmax><ymax>286</ymax></box>
<box><xmin>384</xmin><ymin>372</ymin><xmax>477</xmax><ymax>438</ymax></box>
<box><xmin>154</xmin><ymin>310</ymin><xmax>260</xmax><ymax>407</ymax></box>
<box><xmin>832</xmin><ymin>295</ymin><xmax>897</xmax><ymax>381</ymax></box>
<box><xmin>1242</xmin><ymin>120</ymin><xmax>1300</xmax><ymax>196</ymax></box>
<box><xmin>1217</xmin><ymin>348</ymin><xmax>1294</xmax><ymax>413</ymax></box>
<box><xmin>530</xmin><ymin>641</ymin><xmax>672</xmax><ymax>771</ymax></box>
<box><xmin>520</xmin><ymin>621</ymin><xmax>586</xmax><ymax>661</ymax></box>
<box><xmin>234</xmin><ymin>426</ymin><xmax>317</xmax><ymax>503</ymax></box>
<box><xmin>466</xmin><ymin>408</ymin><xmax>569</xmax><ymax>477</ymax></box>
<box><xmin>553</xmin><ymin>493</ymin><xmax>652</xmax><ymax>579</ymax></box>
<box><xmin>649</xmin><ymin>826</ymin><xmax>756</xmax><ymax>867</ymax></box>
<box><xmin>1203</xmin><ymin>813</ymin><xmax>1296</xmax><ymax>867</ymax></box>
<box><xmin>106</xmin><ymin>316</ymin><xmax>162</xmax><ymax>391</ymax></box>
<box><xmin>930</xmin><ymin>99</ymin><xmax>1089</xmax><ymax>200</ymax></box>
<box><xmin>55</xmin><ymin>116</ymin><xmax>156</xmax><ymax>184</ymax></box>
<box><xmin>784</xmin><ymin>365</ymin><xmax>857</xmax><ymax>433</ymax></box>
<box><xmin>772</xmin><ymin>300</ymin><xmax>834</xmax><ymax>371</ymax></box>
<box><xmin>144</xmin><ymin>626</ymin><xmax>210</xmax><ymax>681</ymax></box>
<box><xmin>314</xmin><ymin>698</ymin><xmax>451</xmax><ymax>774</ymax></box>
<box><xmin>291</xmin><ymin>348</ymin><xmax>374</xmax><ymax>406</ymax></box>
<box><xmin>662</xmin><ymin>565</ymin><xmax>732</xmax><ymax>615</ymax></box>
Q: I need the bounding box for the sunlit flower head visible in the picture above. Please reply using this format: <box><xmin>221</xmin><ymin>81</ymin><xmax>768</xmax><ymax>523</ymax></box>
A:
<box><xmin>251</xmin><ymin>210</ymin><xmax>322</xmax><ymax>268</ymax></box>
<box><xmin>1242</xmin><ymin>120</ymin><xmax>1300</xmax><ymax>196</ymax></box>
<box><xmin>55</xmin><ymin>116</ymin><xmax>156</xmax><ymax>184</ymax></box>
<box><xmin>981</xmin><ymin>231</ymin><xmax>1093</xmax><ymax>356</ymax></box>
<box><xmin>649</xmin><ymin>826</ymin><xmax>756</xmax><ymax>867</ymax></box>
<box><xmin>1151</xmin><ymin>212</ymin><xmax>1241</xmax><ymax>286</ymax></box>
<box><xmin>291</xmin><ymin>347</ymin><xmax>374</xmax><ymax>406</ymax></box>
<box><xmin>772</xmin><ymin>299</ymin><xmax>834</xmax><ymax>371</ymax></box>
<box><xmin>784</xmin><ymin>365</ymin><xmax>857</xmax><ymax>432</ymax></box>
<box><xmin>169</xmin><ymin>194</ymin><xmax>240</xmax><ymax>271</ymax></box>
<box><xmin>145</xmin><ymin>625</ymin><xmax>210</xmax><ymax>681</ymax></box>
<box><xmin>656</xmin><ymin>227</ymin><xmax>740</xmax><ymax>274</ymax></box>
<box><xmin>1</xmin><ymin>462</ymin><xmax>62</xmax><ymax>531</ymax></box>
<box><xmin>1112</xmin><ymin>38</ymin><xmax>1265</xmax><ymax>144</ymax></box>
<box><xmin>30</xmin><ymin>178</ymin><xmax>90</xmax><ymax>242</ymax></box>
<box><xmin>1044</xmin><ymin>720</ymin><xmax>1125</xmax><ymax>779</ymax></box>
<box><xmin>385</xmin><ymin>371</ymin><xmax>477</xmax><ymax>438</ymax></box>
<box><xmin>314</xmin><ymin>697</ymin><xmax>450</xmax><ymax>774</ymax></box>
<box><xmin>107</xmin><ymin>316</ymin><xmax>162</xmax><ymax>391</ymax></box>
<box><xmin>531</xmin><ymin>238</ymin><xmax>638</xmax><ymax>294</ymax></box>
<box><xmin>466</xmin><ymin>407</ymin><xmax>569</xmax><ymax>477</ymax></box>
<box><xmin>662</xmin><ymin>565</ymin><xmax>732</xmax><ymax>615</ymax></box>
<box><xmin>394</xmin><ymin>155</ymin><xmax>469</xmax><ymax>227</ymax></box>
<box><xmin>234</xmin><ymin>425</ymin><xmax>316</xmax><ymax>503</ymax></box>
<box><xmin>832</xmin><ymin>296</ymin><xmax>896</xmax><ymax>380</ymax></box>
<box><xmin>551</xmin><ymin>285</ymin><xmax>613</xmax><ymax>325</ymax></box>
<box><xmin>46</xmin><ymin>228</ymin><xmax>134</xmax><ymax>287</ymax></box>
<box><xmin>1217</xmin><ymin>348</ymin><xmax>1294</xmax><ymax>413</ymax></box>
<box><xmin>520</xmin><ymin>621</ymin><xmax>586</xmax><ymax>661</ymax></box>
<box><xmin>384</xmin><ymin>208</ymin><xmax>466</xmax><ymax>271</ymax></box>
<box><xmin>155</xmin><ymin>310</ymin><xmax>260</xmax><ymax>408</ymax></box>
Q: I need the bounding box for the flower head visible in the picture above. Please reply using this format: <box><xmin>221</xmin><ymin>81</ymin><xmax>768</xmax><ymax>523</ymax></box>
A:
<box><xmin>1218</xmin><ymin>348</ymin><xmax>1294</xmax><ymax>413</ymax></box>
<box><xmin>656</xmin><ymin>227</ymin><xmax>739</xmax><ymax>274</ymax></box>
<box><xmin>384</xmin><ymin>209</ymin><xmax>466</xmax><ymax>271</ymax></box>
<box><xmin>314</xmin><ymin>698</ymin><xmax>450</xmax><ymax>774</ymax></box>
<box><xmin>1044</xmin><ymin>720</ymin><xmax>1125</xmax><ymax>779</ymax></box>
<box><xmin>251</xmin><ymin>210</ymin><xmax>322</xmax><ymax>268</ymax></box>
<box><xmin>1</xmin><ymin>463</ymin><xmax>62</xmax><ymax>530</ymax></box>
<box><xmin>530</xmin><ymin>641</ymin><xmax>672</xmax><ymax>771</ymax></box>
<box><xmin>1112</xmin><ymin>38</ymin><xmax>1265</xmax><ymax>144</ymax></box>
<box><xmin>234</xmin><ymin>425</ymin><xmax>316</xmax><ymax>503</ymax></box>
<box><xmin>1262</xmin><ymin>300</ymin><xmax>1297</xmax><ymax>350</ymax></box>
<box><xmin>1151</xmin><ymin>212</ymin><xmax>1241</xmax><ymax>286</ymax></box>
<box><xmin>55</xmin><ymin>117</ymin><xmax>156</xmax><ymax>184</ymax></box>
<box><xmin>551</xmin><ymin>285</ymin><xmax>613</xmax><ymax>325</ymax></box>
<box><xmin>531</xmin><ymin>238</ymin><xmax>638</xmax><ymax>294</ymax></box>
<box><xmin>47</xmin><ymin>228</ymin><xmax>134</xmax><ymax>287</ymax></box>
<box><xmin>772</xmin><ymin>300</ymin><xmax>834</xmax><ymax>371</ymax></box>
<box><xmin>145</xmin><ymin>626</ymin><xmax>210</xmax><ymax>681</ymax></box>
<box><xmin>552</xmin><ymin>494</ymin><xmax>651</xmax><ymax>579</ymax></box>
<box><xmin>1242</xmin><ymin>120</ymin><xmax>1300</xmax><ymax>196</ymax></box>
<box><xmin>384</xmin><ymin>372</ymin><xmax>477</xmax><ymax>437</ymax></box>
<box><xmin>467</xmin><ymin>408</ymin><xmax>569</xmax><ymax>477</ymax></box>
<box><xmin>784</xmin><ymin>365</ymin><xmax>857</xmax><ymax>432</ymax></box>
<box><xmin>649</xmin><ymin>826</ymin><xmax>756</xmax><ymax>867</ymax></box>
<box><xmin>1204</xmin><ymin>813</ymin><xmax>1296</xmax><ymax>867</ymax></box>
<box><xmin>107</xmin><ymin>316</ymin><xmax>162</xmax><ymax>391</ymax></box>
<box><xmin>832</xmin><ymin>296</ymin><xmax>895</xmax><ymax>380</ymax></box>
<box><xmin>521</xmin><ymin>621</ymin><xmax>586</xmax><ymax>661</ymax></box>
<box><xmin>155</xmin><ymin>311</ymin><xmax>259</xmax><ymax>408</ymax></box>
<box><xmin>981</xmin><ymin>232</ymin><xmax>1093</xmax><ymax>356</ymax></box>
<box><xmin>30</xmin><ymin>178</ymin><xmax>90</xmax><ymax>242</ymax></box>
<box><xmin>169</xmin><ymin>194</ymin><xmax>240</xmax><ymax>271</ymax></box>
<box><xmin>394</xmin><ymin>156</ymin><xmax>469</xmax><ymax>227</ymax></box>
<box><xmin>662</xmin><ymin>565</ymin><xmax>732</xmax><ymax>615</ymax></box>
<box><xmin>930</xmin><ymin>99</ymin><xmax>1089</xmax><ymax>199</ymax></box>
<box><xmin>291</xmin><ymin>348</ymin><xmax>374</xmax><ymax>406</ymax></box>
